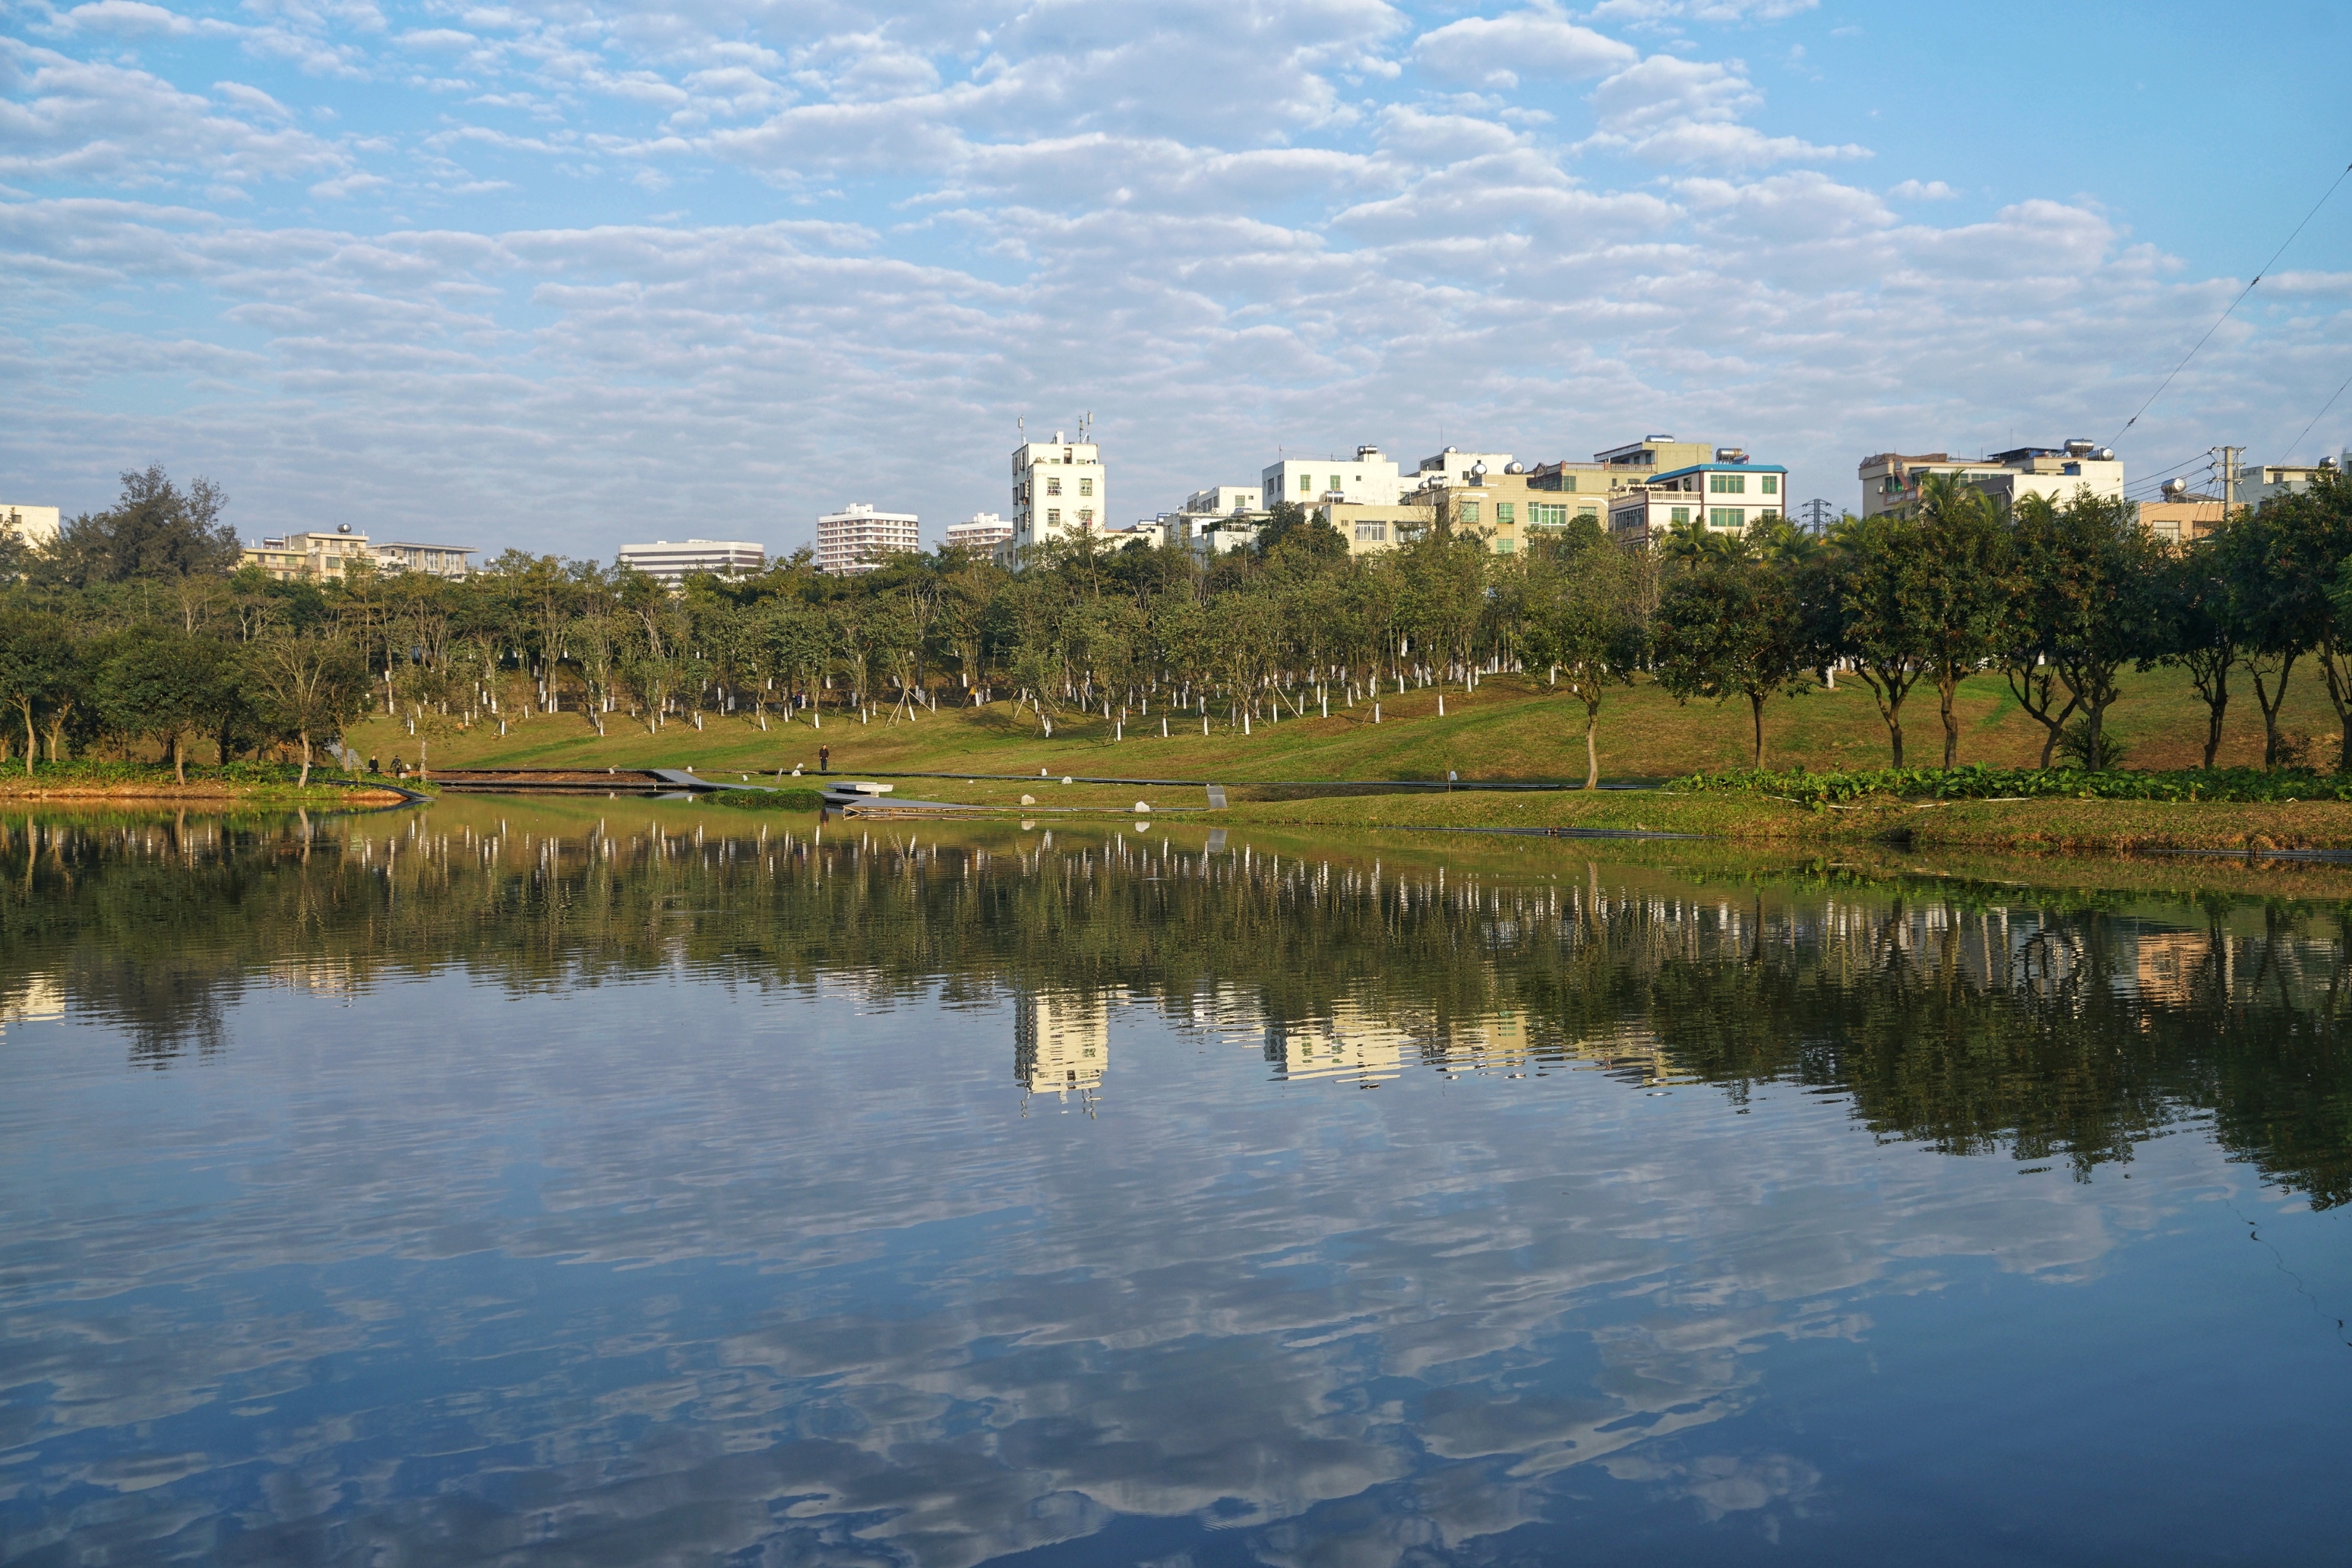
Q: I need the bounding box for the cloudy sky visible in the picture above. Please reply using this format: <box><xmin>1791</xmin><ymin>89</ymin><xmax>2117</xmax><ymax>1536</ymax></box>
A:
<box><xmin>4</xmin><ymin>0</ymin><xmax>2348</xmax><ymax>559</ymax></box>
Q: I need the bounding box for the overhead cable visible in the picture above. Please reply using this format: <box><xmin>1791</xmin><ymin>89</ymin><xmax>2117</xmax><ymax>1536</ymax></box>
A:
<box><xmin>2276</xmin><ymin>369</ymin><xmax>2352</xmax><ymax>467</ymax></box>
<box><xmin>2109</xmin><ymin>159</ymin><xmax>2352</xmax><ymax>446</ymax></box>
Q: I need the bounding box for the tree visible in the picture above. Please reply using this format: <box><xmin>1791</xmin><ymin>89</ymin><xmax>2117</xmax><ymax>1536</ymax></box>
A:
<box><xmin>1522</xmin><ymin>534</ymin><xmax>1644</xmax><ymax>787</ymax></box>
<box><xmin>0</xmin><ymin>612</ymin><xmax>78</xmax><ymax>774</ymax></box>
<box><xmin>2149</xmin><ymin>533</ymin><xmax>2237</xmax><ymax>769</ymax></box>
<box><xmin>46</xmin><ymin>465</ymin><xmax>237</xmax><ymax>586</ymax></box>
<box><xmin>1654</xmin><ymin>555</ymin><xmax>1809</xmax><ymax>769</ymax></box>
<box><xmin>2271</xmin><ymin>471</ymin><xmax>2352</xmax><ymax>770</ymax></box>
<box><xmin>242</xmin><ymin>634</ymin><xmax>372</xmax><ymax>784</ymax></box>
<box><xmin>97</xmin><ymin>631</ymin><xmax>232</xmax><ymax>783</ymax></box>
<box><xmin>2005</xmin><ymin>493</ymin><xmax>2163</xmax><ymax>771</ymax></box>
<box><xmin>1826</xmin><ymin>511</ymin><xmax>1932</xmax><ymax>766</ymax></box>
<box><xmin>1914</xmin><ymin>474</ymin><xmax>2011</xmax><ymax>767</ymax></box>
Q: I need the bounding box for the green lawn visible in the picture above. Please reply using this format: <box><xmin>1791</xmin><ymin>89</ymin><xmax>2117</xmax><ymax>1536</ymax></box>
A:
<box><xmin>343</xmin><ymin>663</ymin><xmax>2343</xmax><ymax>785</ymax></box>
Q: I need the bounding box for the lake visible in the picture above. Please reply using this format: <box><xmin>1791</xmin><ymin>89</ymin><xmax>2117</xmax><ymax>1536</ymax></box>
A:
<box><xmin>3</xmin><ymin>800</ymin><xmax>2349</xmax><ymax>1565</ymax></box>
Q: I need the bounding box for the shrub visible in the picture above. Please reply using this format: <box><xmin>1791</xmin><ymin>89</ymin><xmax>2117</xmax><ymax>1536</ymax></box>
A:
<box><xmin>2054</xmin><ymin>719</ymin><xmax>2128</xmax><ymax>772</ymax></box>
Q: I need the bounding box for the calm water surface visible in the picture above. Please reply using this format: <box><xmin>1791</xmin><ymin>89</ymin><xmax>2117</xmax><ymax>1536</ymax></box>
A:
<box><xmin>4</xmin><ymin>801</ymin><xmax>2351</xmax><ymax>1566</ymax></box>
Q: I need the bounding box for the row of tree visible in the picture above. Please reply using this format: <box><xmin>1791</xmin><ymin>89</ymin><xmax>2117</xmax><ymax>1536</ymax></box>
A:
<box><xmin>4</xmin><ymin>465</ymin><xmax>2350</xmax><ymax>779</ymax></box>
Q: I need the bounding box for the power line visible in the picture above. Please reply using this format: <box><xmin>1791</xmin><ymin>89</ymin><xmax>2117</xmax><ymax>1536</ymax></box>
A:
<box><xmin>2109</xmin><ymin>158</ymin><xmax>2352</xmax><ymax>446</ymax></box>
<box><xmin>2121</xmin><ymin>449</ymin><xmax>2218</xmax><ymax>497</ymax></box>
<box><xmin>2275</xmin><ymin>367</ymin><xmax>2352</xmax><ymax>465</ymax></box>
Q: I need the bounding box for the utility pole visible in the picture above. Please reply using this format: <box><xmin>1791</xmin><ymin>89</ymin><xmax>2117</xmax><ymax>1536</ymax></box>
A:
<box><xmin>2219</xmin><ymin>445</ymin><xmax>2242</xmax><ymax>512</ymax></box>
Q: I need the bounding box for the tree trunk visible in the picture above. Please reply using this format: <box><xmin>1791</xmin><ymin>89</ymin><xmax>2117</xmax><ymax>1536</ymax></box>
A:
<box><xmin>172</xmin><ymin>733</ymin><xmax>187</xmax><ymax>785</ymax></box>
<box><xmin>17</xmin><ymin>704</ymin><xmax>30</xmax><ymax>777</ymax></box>
<box><xmin>2247</xmin><ymin>656</ymin><xmax>2296</xmax><ymax>769</ymax></box>
<box><xmin>2194</xmin><ymin>661</ymin><xmax>2227</xmax><ymax>769</ymax></box>
<box><xmin>1937</xmin><ymin>667</ymin><xmax>1960</xmax><ymax>768</ymax></box>
<box><xmin>1749</xmin><ymin>690</ymin><xmax>1766</xmax><ymax>769</ymax></box>
<box><xmin>1583</xmin><ymin>701</ymin><xmax>1601</xmax><ymax>789</ymax></box>
<box><xmin>298</xmin><ymin>730</ymin><xmax>312</xmax><ymax>788</ymax></box>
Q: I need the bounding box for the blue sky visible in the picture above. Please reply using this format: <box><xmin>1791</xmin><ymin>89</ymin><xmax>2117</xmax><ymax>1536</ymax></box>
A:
<box><xmin>4</xmin><ymin>0</ymin><xmax>2348</xmax><ymax>558</ymax></box>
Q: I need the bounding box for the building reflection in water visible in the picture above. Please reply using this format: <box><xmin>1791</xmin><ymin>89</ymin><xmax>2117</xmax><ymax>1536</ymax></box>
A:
<box><xmin>1014</xmin><ymin>989</ymin><xmax>1109</xmax><ymax>1112</ymax></box>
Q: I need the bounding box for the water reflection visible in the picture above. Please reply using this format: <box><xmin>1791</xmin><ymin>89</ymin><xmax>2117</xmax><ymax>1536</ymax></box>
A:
<box><xmin>2</xmin><ymin>806</ymin><xmax>2350</xmax><ymax>1564</ymax></box>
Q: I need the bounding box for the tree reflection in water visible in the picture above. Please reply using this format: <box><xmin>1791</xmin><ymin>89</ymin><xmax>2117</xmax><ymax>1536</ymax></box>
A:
<box><xmin>6</xmin><ymin>807</ymin><xmax>2346</xmax><ymax>1204</ymax></box>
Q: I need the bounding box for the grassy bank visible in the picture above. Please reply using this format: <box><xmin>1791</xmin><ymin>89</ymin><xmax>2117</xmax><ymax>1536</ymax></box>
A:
<box><xmin>342</xmin><ymin>663</ymin><xmax>2345</xmax><ymax>785</ymax></box>
<box><xmin>1216</xmin><ymin>787</ymin><xmax>2352</xmax><ymax>854</ymax></box>
<box><xmin>0</xmin><ymin>759</ymin><xmax>422</xmax><ymax>806</ymax></box>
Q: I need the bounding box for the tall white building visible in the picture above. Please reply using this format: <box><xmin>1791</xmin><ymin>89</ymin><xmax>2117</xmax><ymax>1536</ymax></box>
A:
<box><xmin>815</xmin><ymin>504</ymin><xmax>920</xmax><ymax>575</ymax></box>
<box><xmin>618</xmin><ymin>539</ymin><xmax>766</xmax><ymax>588</ymax></box>
<box><xmin>944</xmin><ymin>512</ymin><xmax>1013</xmax><ymax>553</ymax></box>
<box><xmin>1262</xmin><ymin>446</ymin><xmax>1402</xmax><ymax>510</ymax></box>
<box><xmin>1007</xmin><ymin>432</ymin><xmax>1108</xmax><ymax>563</ymax></box>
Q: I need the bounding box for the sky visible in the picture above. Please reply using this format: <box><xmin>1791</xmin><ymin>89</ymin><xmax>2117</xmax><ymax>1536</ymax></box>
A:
<box><xmin>3</xmin><ymin>0</ymin><xmax>2349</xmax><ymax>560</ymax></box>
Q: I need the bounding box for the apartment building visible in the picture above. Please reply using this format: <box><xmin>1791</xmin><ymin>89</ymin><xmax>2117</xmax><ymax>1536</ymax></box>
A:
<box><xmin>0</xmin><ymin>504</ymin><xmax>61</xmax><ymax>550</ymax></box>
<box><xmin>2239</xmin><ymin>456</ymin><xmax>2343</xmax><ymax>508</ymax></box>
<box><xmin>1263</xmin><ymin>446</ymin><xmax>1403</xmax><ymax>509</ymax></box>
<box><xmin>375</xmin><ymin>540</ymin><xmax>476</xmax><ymax>579</ymax></box>
<box><xmin>1858</xmin><ymin>441</ymin><xmax>2124</xmax><ymax>518</ymax></box>
<box><xmin>1323</xmin><ymin>501</ymin><xmax>1434</xmax><ymax>555</ymax></box>
<box><xmin>1409</xmin><ymin>447</ymin><xmax>1514</xmax><ymax>490</ymax></box>
<box><xmin>618</xmin><ymin>539</ymin><xmax>765</xmax><ymax>588</ymax></box>
<box><xmin>240</xmin><ymin>526</ymin><xmax>386</xmax><ymax>582</ymax></box>
<box><xmin>815</xmin><ymin>504</ymin><xmax>920</xmax><ymax>576</ymax></box>
<box><xmin>944</xmin><ymin>513</ymin><xmax>1012</xmax><ymax>553</ymax></box>
<box><xmin>1006</xmin><ymin>432</ymin><xmax>1108</xmax><ymax>563</ymax></box>
<box><xmin>1608</xmin><ymin>453</ymin><xmax>1789</xmax><ymax>547</ymax></box>
<box><xmin>1594</xmin><ymin>435</ymin><xmax>1718</xmax><ymax>481</ymax></box>
<box><xmin>1186</xmin><ymin>485</ymin><xmax>1262</xmax><ymax>516</ymax></box>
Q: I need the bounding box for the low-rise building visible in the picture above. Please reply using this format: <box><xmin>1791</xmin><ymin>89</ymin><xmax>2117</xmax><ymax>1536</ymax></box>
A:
<box><xmin>1609</xmin><ymin>458</ymin><xmax>1789</xmax><ymax>547</ymax></box>
<box><xmin>944</xmin><ymin>512</ymin><xmax>1012</xmax><ymax>554</ymax></box>
<box><xmin>1186</xmin><ymin>485</ymin><xmax>1262</xmax><ymax>517</ymax></box>
<box><xmin>1858</xmin><ymin>441</ymin><xmax>2124</xmax><ymax>518</ymax></box>
<box><xmin>2139</xmin><ymin>489</ymin><xmax>2226</xmax><ymax>545</ymax></box>
<box><xmin>1264</xmin><ymin>446</ymin><xmax>1403</xmax><ymax>509</ymax></box>
<box><xmin>1007</xmin><ymin>431</ymin><xmax>1108</xmax><ymax>563</ymax></box>
<box><xmin>375</xmin><ymin>540</ymin><xmax>475</xmax><ymax>579</ymax></box>
<box><xmin>618</xmin><ymin>538</ymin><xmax>766</xmax><ymax>587</ymax></box>
<box><xmin>0</xmin><ymin>504</ymin><xmax>61</xmax><ymax>550</ymax></box>
<box><xmin>2239</xmin><ymin>457</ymin><xmax>2342</xmax><ymax>508</ymax></box>
<box><xmin>1410</xmin><ymin>447</ymin><xmax>1515</xmax><ymax>491</ymax></box>
<box><xmin>815</xmin><ymin>504</ymin><xmax>920</xmax><ymax>575</ymax></box>
<box><xmin>1191</xmin><ymin>517</ymin><xmax>1265</xmax><ymax>556</ymax></box>
<box><xmin>240</xmin><ymin>526</ymin><xmax>381</xmax><ymax>581</ymax></box>
<box><xmin>1594</xmin><ymin>435</ymin><xmax>1718</xmax><ymax>482</ymax></box>
<box><xmin>1323</xmin><ymin>501</ymin><xmax>1434</xmax><ymax>555</ymax></box>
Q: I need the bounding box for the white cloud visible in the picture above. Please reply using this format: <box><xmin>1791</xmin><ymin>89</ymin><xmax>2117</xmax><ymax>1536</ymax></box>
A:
<box><xmin>1890</xmin><ymin>178</ymin><xmax>1957</xmax><ymax>200</ymax></box>
<box><xmin>1412</xmin><ymin>7</ymin><xmax>1636</xmax><ymax>91</ymax></box>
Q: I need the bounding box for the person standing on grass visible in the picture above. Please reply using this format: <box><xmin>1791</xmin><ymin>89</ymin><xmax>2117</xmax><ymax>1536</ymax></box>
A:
<box><xmin>820</xmin><ymin>744</ymin><xmax>830</xmax><ymax>774</ymax></box>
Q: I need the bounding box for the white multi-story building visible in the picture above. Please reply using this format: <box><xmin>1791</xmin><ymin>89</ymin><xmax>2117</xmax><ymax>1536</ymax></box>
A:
<box><xmin>944</xmin><ymin>512</ymin><xmax>1013</xmax><ymax>553</ymax></box>
<box><xmin>618</xmin><ymin>538</ymin><xmax>766</xmax><ymax>588</ymax></box>
<box><xmin>375</xmin><ymin>540</ymin><xmax>475</xmax><ymax>579</ymax></box>
<box><xmin>815</xmin><ymin>504</ymin><xmax>920</xmax><ymax>575</ymax></box>
<box><xmin>1185</xmin><ymin>485</ymin><xmax>1262</xmax><ymax>516</ymax></box>
<box><xmin>1263</xmin><ymin>446</ymin><xmax>1402</xmax><ymax>510</ymax></box>
<box><xmin>1410</xmin><ymin>447</ymin><xmax>1515</xmax><ymax>491</ymax></box>
<box><xmin>1006</xmin><ymin>431</ymin><xmax>1108</xmax><ymax>564</ymax></box>
<box><xmin>1858</xmin><ymin>441</ymin><xmax>2124</xmax><ymax>518</ymax></box>
<box><xmin>1608</xmin><ymin>456</ymin><xmax>1789</xmax><ymax>547</ymax></box>
<box><xmin>0</xmin><ymin>505</ymin><xmax>60</xmax><ymax>550</ymax></box>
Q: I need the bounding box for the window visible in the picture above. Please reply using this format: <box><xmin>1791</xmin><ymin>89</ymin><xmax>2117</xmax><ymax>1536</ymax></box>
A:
<box><xmin>1355</xmin><ymin>522</ymin><xmax>1387</xmax><ymax>542</ymax></box>
<box><xmin>1494</xmin><ymin>537</ymin><xmax>1515</xmax><ymax>554</ymax></box>
<box><xmin>1529</xmin><ymin>502</ymin><xmax>1567</xmax><ymax>526</ymax></box>
<box><xmin>1578</xmin><ymin>504</ymin><xmax>1598</xmax><ymax>519</ymax></box>
<box><xmin>1760</xmin><ymin>475</ymin><xmax>1778</xmax><ymax>495</ymax></box>
<box><xmin>1495</xmin><ymin>502</ymin><xmax>1514</xmax><ymax>525</ymax></box>
<box><xmin>1459</xmin><ymin>500</ymin><xmax>1481</xmax><ymax>525</ymax></box>
<box><xmin>1709</xmin><ymin>473</ymin><xmax>1747</xmax><ymax>494</ymax></box>
<box><xmin>1299</xmin><ymin>473</ymin><xmax>1313</xmax><ymax>492</ymax></box>
<box><xmin>1079</xmin><ymin>478</ymin><xmax>1093</xmax><ymax>496</ymax></box>
<box><xmin>1048</xmin><ymin>508</ymin><xmax>1061</xmax><ymax>525</ymax></box>
<box><xmin>1709</xmin><ymin>508</ymin><xmax>1742</xmax><ymax>529</ymax></box>
<box><xmin>1564</xmin><ymin>475</ymin><xmax>1578</xmax><ymax>491</ymax></box>
<box><xmin>1670</xmin><ymin>506</ymin><xmax>1690</xmax><ymax>525</ymax></box>
<box><xmin>1329</xmin><ymin>475</ymin><xmax>1342</xmax><ymax>492</ymax></box>
<box><xmin>1047</xmin><ymin>476</ymin><xmax>1062</xmax><ymax>496</ymax></box>
<box><xmin>1079</xmin><ymin>509</ymin><xmax>1094</xmax><ymax>524</ymax></box>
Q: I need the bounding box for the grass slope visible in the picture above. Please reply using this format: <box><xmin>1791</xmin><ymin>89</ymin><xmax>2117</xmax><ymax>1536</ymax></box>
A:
<box><xmin>345</xmin><ymin>663</ymin><xmax>2343</xmax><ymax>785</ymax></box>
